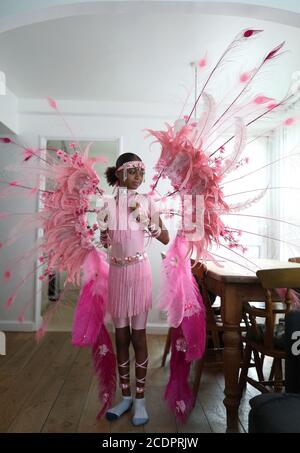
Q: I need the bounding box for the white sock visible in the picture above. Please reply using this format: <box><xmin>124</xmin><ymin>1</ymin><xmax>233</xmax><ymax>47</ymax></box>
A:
<box><xmin>132</xmin><ymin>397</ymin><xmax>149</xmax><ymax>425</ymax></box>
<box><xmin>106</xmin><ymin>396</ymin><xmax>133</xmax><ymax>420</ymax></box>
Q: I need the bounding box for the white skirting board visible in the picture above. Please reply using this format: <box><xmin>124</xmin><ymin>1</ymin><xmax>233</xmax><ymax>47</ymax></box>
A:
<box><xmin>0</xmin><ymin>322</ymin><xmax>169</xmax><ymax>335</ymax></box>
<box><xmin>0</xmin><ymin>320</ymin><xmax>36</xmax><ymax>332</ymax></box>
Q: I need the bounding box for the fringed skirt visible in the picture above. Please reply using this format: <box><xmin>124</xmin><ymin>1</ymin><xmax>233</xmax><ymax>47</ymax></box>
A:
<box><xmin>107</xmin><ymin>256</ymin><xmax>152</xmax><ymax>318</ymax></box>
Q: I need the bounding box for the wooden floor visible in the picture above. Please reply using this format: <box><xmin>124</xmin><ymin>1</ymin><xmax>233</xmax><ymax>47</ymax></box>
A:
<box><xmin>0</xmin><ymin>332</ymin><xmax>260</xmax><ymax>433</ymax></box>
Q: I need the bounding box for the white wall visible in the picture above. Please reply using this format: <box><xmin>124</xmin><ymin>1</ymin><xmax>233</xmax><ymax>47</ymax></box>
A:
<box><xmin>0</xmin><ymin>130</ymin><xmax>38</xmax><ymax>331</ymax></box>
<box><xmin>0</xmin><ymin>87</ymin><xmax>18</xmax><ymax>134</ymax></box>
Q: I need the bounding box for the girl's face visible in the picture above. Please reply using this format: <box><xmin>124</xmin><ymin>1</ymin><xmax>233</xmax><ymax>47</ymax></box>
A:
<box><xmin>116</xmin><ymin>164</ymin><xmax>145</xmax><ymax>190</ymax></box>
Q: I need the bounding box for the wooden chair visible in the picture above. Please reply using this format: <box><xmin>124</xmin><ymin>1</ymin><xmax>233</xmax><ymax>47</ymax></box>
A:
<box><xmin>239</xmin><ymin>268</ymin><xmax>300</xmax><ymax>394</ymax></box>
<box><xmin>191</xmin><ymin>261</ymin><xmax>224</xmax><ymax>398</ymax></box>
<box><xmin>288</xmin><ymin>257</ymin><xmax>300</xmax><ymax>263</ymax></box>
<box><xmin>192</xmin><ymin>261</ymin><xmax>223</xmax><ymax>353</ymax></box>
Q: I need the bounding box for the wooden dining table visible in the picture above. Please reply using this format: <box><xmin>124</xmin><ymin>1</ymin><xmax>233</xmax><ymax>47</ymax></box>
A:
<box><xmin>204</xmin><ymin>258</ymin><xmax>300</xmax><ymax>430</ymax></box>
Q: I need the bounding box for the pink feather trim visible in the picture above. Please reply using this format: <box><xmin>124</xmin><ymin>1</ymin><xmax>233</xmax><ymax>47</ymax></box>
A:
<box><xmin>92</xmin><ymin>326</ymin><xmax>116</xmax><ymax>419</ymax></box>
<box><xmin>71</xmin><ymin>248</ymin><xmax>116</xmax><ymax>418</ymax></box>
<box><xmin>72</xmin><ymin>249</ymin><xmax>109</xmax><ymax>347</ymax></box>
<box><xmin>159</xmin><ymin>234</ymin><xmax>206</xmax><ymax>423</ymax></box>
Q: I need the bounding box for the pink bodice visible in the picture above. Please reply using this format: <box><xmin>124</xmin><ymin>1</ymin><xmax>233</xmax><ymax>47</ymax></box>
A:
<box><xmin>108</xmin><ymin>189</ymin><xmax>147</xmax><ymax>260</ymax></box>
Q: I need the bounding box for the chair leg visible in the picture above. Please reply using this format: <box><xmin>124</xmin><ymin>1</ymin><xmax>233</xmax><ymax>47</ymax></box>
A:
<box><xmin>274</xmin><ymin>358</ymin><xmax>283</xmax><ymax>393</ymax></box>
<box><xmin>269</xmin><ymin>358</ymin><xmax>275</xmax><ymax>381</ymax></box>
<box><xmin>253</xmin><ymin>349</ymin><xmax>265</xmax><ymax>382</ymax></box>
<box><xmin>211</xmin><ymin>329</ymin><xmax>221</xmax><ymax>349</ymax></box>
<box><xmin>193</xmin><ymin>357</ymin><xmax>205</xmax><ymax>404</ymax></box>
<box><xmin>161</xmin><ymin>328</ymin><xmax>172</xmax><ymax>367</ymax></box>
<box><xmin>239</xmin><ymin>343</ymin><xmax>252</xmax><ymax>394</ymax></box>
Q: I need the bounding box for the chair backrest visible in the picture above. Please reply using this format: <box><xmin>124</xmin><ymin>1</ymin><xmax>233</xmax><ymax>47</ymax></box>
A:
<box><xmin>248</xmin><ymin>268</ymin><xmax>300</xmax><ymax>351</ymax></box>
<box><xmin>257</xmin><ymin>268</ymin><xmax>300</xmax><ymax>290</ymax></box>
<box><xmin>191</xmin><ymin>261</ymin><xmax>217</xmax><ymax>325</ymax></box>
<box><xmin>288</xmin><ymin>257</ymin><xmax>300</xmax><ymax>264</ymax></box>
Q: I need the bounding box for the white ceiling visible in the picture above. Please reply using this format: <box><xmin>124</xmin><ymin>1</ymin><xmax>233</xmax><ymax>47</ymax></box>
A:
<box><xmin>0</xmin><ymin>5</ymin><xmax>300</xmax><ymax>102</ymax></box>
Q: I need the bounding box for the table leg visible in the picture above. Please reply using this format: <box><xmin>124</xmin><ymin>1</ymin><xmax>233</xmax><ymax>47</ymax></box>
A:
<box><xmin>222</xmin><ymin>285</ymin><xmax>243</xmax><ymax>430</ymax></box>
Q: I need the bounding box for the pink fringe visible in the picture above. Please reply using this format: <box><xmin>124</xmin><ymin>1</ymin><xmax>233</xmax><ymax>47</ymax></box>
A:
<box><xmin>108</xmin><ymin>258</ymin><xmax>152</xmax><ymax>318</ymax></box>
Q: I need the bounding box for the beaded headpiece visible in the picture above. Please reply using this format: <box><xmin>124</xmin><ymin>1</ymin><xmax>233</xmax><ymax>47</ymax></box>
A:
<box><xmin>116</xmin><ymin>160</ymin><xmax>145</xmax><ymax>182</ymax></box>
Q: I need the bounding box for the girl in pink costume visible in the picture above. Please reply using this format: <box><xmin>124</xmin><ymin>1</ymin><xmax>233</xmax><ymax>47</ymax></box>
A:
<box><xmin>3</xmin><ymin>28</ymin><xmax>298</xmax><ymax>425</ymax></box>
<box><xmin>99</xmin><ymin>152</ymin><xmax>169</xmax><ymax>426</ymax></box>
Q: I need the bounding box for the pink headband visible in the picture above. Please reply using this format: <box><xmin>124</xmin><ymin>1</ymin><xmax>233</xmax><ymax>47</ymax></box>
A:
<box><xmin>117</xmin><ymin>161</ymin><xmax>145</xmax><ymax>172</ymax></box>
<box><xmin>117</xmin><ymin>161</ymin><xmax>145</xmax><ymax>182</ymax></box>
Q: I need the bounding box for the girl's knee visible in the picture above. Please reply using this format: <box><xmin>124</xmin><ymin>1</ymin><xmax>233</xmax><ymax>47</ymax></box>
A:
<box><xmin>115</xmin><ymin>326</ymin><xmax>131</xmax><ymax>349</ymax></box>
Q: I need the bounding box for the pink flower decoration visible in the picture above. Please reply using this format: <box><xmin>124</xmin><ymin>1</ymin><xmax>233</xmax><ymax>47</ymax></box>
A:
<box><xmin>198</xmin><ymin>57</ymin><xmax>207</xmax><ymax>68</ymax></box>
<box><xmin>47</xmin><ymin>96</ymin><xmax>58</xmax><ymax>110</ymax></box>
<box><xmin>23</xmin><ymin>148</ymin><xmax>34</xmax><ymax>161</ymax></box>
<box><xmin>6</xmin><ymin>294</ymin><xmax>16</xmax><ymax>308</ymax></box>
<box><xmin>176</xmin><ymin>400</ymin><xmax>186</xmax><ymax>413</ymax></box>
<box><xmin>36</xmin><ymin>324</ymin><xmax>46</xmax><ymax>341</ymax></box>
<box><xmin>18</xmin><ymin>313</ymin><xmax>25</xmax><ymax>323</ymax></box>
<box><xmin>253</xmin><ymin>95</ymin><xmax>274</xmax><ymax>105</ymax></box>
<box><xmin>267</xmin><ymin>102</ymin><xmax>278</xmax><ymax>110</ymax></box>
<box><xmin>240</xmin><ymin>72</ymin><xmax>250</xmax><ymax>83</ymax></box>
<box><xmin>284</xmin><ymin>117</ymin><xmax>295</xmax><ymax>126</ymax></box>
<box><xmin>176</xmin><ymin>337</ymin><xmax>188</xmax><ymax>352</ymax></box>
<box><xmin>4</xmin><ymin>270</ymin><xmax>11</xmax><ymax>281</ymax></box>
<box><xmin>243</xmin><ymin>29</ymin><xmax>263</xmax><ymax>38</ymax></box>
<box><xmin>98</xmin><ymin>344</ymin><xmax>109</xmax><ymax>356</ymax></box>
<box><xmin>264</xmin><ymin>42</ymin><xmax>285</xmax><ymax>62</ymax></box>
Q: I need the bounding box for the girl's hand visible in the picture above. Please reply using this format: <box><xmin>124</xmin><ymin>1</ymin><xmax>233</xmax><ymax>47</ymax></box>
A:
<box><xmin>130</xmin><ymin>200</ymin><xmax>149</xmax><ymax>226</ymax></box>
<box><xmin>97</xmin><ymin>206</ymin><xmax>109</xmax><ymax>230</ymax></box>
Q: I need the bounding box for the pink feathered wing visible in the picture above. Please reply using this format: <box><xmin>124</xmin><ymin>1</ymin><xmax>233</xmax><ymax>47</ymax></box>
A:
<box><xmin>72</xmin><ymin>248</ymin><xmax>116</xmax><ymax>418</ymax></box>
<box><xmin>158</xmin><ymin>234</ymin><xmax>206</xmax><ymax>422</ymax></box>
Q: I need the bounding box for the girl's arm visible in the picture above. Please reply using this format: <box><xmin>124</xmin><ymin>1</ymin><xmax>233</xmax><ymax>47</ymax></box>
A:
<box><xmin>97</xmin><ymin>205</ymin><xmax>109</xmax><ymax>248</ymax></box>
<box><xmin>151</xmin><ymin>215</ymin><xmax>169</xmax><ymax>245</ymax></box>
<box><xmin>132</xmin><ymin>197</ymin><xmax>169</xmax><ymax>244</ymax></box>
<box><xmin>100</xmin><ymin>229</ymin><xmax>109</xmax><ymax>248</ymax></box>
